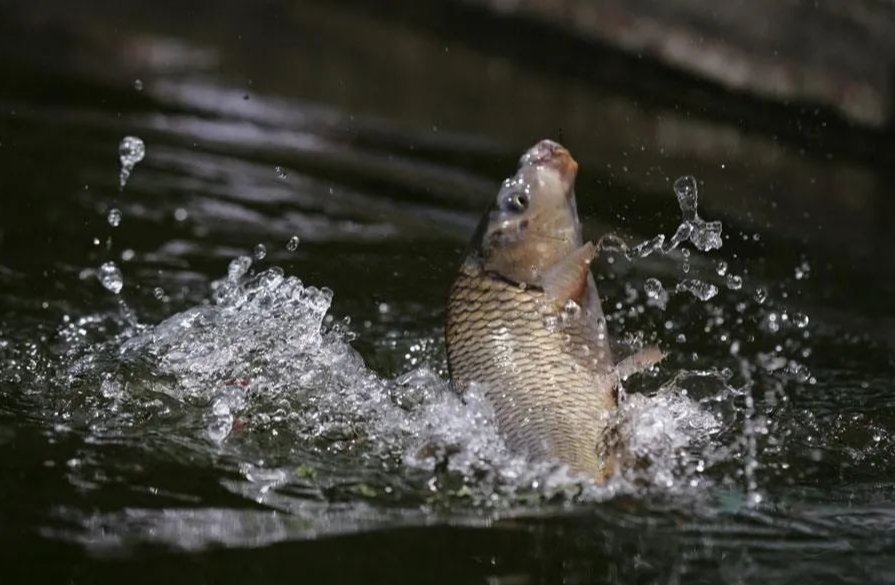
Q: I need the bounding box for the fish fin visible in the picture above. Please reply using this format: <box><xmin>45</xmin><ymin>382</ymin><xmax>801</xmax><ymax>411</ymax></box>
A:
<box><xmin>542</xmin><ymin>242</ymin><xmax>596</xmax><ymax>309</ymax></box>
<box><xmin>616</xmin><ymin>345</ymin><xmax>665</xmax><ymax>381</ymax></box>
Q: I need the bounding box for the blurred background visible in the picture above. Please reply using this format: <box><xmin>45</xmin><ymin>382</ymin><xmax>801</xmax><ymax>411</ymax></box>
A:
<box><xmin>2</xmin><ymin>1</ymin><xmax>895</xmax><ymax>584</ymax></box>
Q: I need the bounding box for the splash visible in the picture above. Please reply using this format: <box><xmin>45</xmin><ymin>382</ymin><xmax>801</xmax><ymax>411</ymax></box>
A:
<box><xmin>670</xmin><ymin>176</ymin><xmax>723</xmax><ymax>252</ymax></box>
<box><xmin>82</xmin><ymin>260</ymin><xmax>720</xmax><ymax>503</ymax></box>
<box><xmin>599</xmin><ymin>175</ymin><xmax>723</xmax><ymax>262</ymax></box>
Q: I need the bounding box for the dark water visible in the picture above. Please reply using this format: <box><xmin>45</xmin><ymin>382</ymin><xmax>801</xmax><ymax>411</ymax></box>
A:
<box><xmin>2</xmin><ymin>1</ymin><xmax>895</xmax><ymax>583</ymax></box>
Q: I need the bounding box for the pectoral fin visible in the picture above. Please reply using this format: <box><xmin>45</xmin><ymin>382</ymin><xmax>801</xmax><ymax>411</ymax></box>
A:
<box><xmin>542</xmin><ymin>242</ymin><xmax>596</xmax><ymax>309</ymax></box>
<box><xmin>616</xmin><ymin>345</ymin><xmax>665</xmax><ymax>381</ymax></box>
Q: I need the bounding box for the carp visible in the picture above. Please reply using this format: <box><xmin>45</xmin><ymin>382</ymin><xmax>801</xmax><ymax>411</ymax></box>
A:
<box><xmin>445</xmin><ymin>139</ymin><xmax>660</xmax><ymax>481</ymax></box>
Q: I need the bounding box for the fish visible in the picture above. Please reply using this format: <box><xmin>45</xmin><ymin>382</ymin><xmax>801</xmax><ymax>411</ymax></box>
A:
<box><xmin>445</xmin><ymin>139</ymin><xmax>662</xmax><ymax>482</ymax></box>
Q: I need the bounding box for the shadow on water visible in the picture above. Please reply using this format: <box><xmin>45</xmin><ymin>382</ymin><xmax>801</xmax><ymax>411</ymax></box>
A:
<box><xmin>1</xmin><ymin>1</ymin><xmax>895</xmax><ymax>583</ymax></box>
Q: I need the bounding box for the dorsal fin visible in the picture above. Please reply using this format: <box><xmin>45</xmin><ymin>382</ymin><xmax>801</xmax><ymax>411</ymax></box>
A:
<box><xmin>541</xmin><ymin>242</ymin><xmax>596</xmax><ymax>309</ymax></box>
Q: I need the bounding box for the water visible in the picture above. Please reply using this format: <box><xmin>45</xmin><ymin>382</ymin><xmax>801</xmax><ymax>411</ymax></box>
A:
<box><xmin>118</xmin><ymin>136</ymin><xmax>146</xmax><ymax>190</ymax></box>
<box><xmin>1</xmin><ymin>2</ymin><xmax>895</xmax><ymax>583</ymax></box>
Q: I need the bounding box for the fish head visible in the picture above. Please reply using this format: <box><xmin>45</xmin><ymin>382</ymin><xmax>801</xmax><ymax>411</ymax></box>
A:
<box><xmin>475</xmin><ymin>139</ymin><xmax>583</xmax><ymax>286</ymax></box>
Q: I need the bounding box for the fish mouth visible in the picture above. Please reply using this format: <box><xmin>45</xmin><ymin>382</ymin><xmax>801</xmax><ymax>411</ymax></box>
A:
<box><xmin>519</xmin><ymin>139</ymin><xmax>578</xmax><ymax>182</ymax></box>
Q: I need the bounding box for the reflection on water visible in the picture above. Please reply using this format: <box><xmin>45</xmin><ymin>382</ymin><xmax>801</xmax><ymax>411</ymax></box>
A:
<box><xmin>1</xmin><ymin>1</ymin><xmax>895</xmax><ymax>583</ymax></box>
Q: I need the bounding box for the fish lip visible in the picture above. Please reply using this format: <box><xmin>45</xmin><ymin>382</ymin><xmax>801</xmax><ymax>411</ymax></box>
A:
<box><xmin>519</xmin><ymin>139</ymin><xmax>578</xmax><ymax>181</ymax></box>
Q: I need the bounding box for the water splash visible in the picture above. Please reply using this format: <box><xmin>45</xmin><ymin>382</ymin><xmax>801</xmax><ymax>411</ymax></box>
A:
<box><xmin>598</xmin><ymin>175</ymin><xmax>722</xmax><ymax>262</ymax></box>
<box><xmin>671</xmin><ymin>176</ymin><xmax>723</xmax><ymax>252</ymax></box>
<box><xmin>68</xmin><ymin>259</ymin><xmax>721</xmax><ymax>504</ymax></box>
<box><xmin>118</xmin><ymin>136</ymin><xmax>146</xmax><ymax>190</ymax></box>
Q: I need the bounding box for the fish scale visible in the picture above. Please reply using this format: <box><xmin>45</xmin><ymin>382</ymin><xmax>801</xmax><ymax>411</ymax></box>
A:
<box><xmin>447</xmin><ymin>257</ymin><xmax>617</xmax><ymax>480</ymax></box>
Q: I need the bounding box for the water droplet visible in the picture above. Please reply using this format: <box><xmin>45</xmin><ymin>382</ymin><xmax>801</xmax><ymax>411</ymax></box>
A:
<box><xmin>715</xmin><ymin>261</ymin><xmax>728</xmax><ymax>276</ymax></box>
<box><xmin>174</xmin><ymin>208</ymin><xmax>188</xmax><ymax>222</ymax></box>
<box><xmin>794</xmin><ymin>261</ymin><xmax>811</xmax><ymax>280</ymax></box>
<box><xmin>107</xmin><ymin>208</ymin><xmax>122</xmax><ymax>227</ymax></box>
<box><xmin>562</xmin><ymin>300</ymin><xmax>581</xmax><ymax>318</ymax></box>
<box><xmin>228</xmin><ymin>256</ymin><xmax>252</xmax><ymax>281</ymax></box>
<box><xmin>254</xmin><ymin>244</ymin><xmax>267</xmax><ymax>261</ymax></box>
<box><xmin>675</xmin><ymin>279</ymin><xmax>719</xmax><ymax>301</ymax></box>
<box><xmin>644</xmin><ymin>278</ymin><xmax>665</xmax><ymax>299</ymax></box>
<box><xmin>793</xmin><ymin>312</ymin><xmax>809</xmax><ymax>328</ymax></box>
<box><xmin>134</xmin><ymin>79</ymin><xmax>144</xmax><ymax>91</ymax></box>
<box><xmin>676</xmin><ymin>333</ymin><xmax>687</xmax><ymax>343</ymax></box>
<box><xmin>726</xmin><ymin>274</ymin><xmax>743</xmax><ymax>290</ymax></box>
<box><xmin>754</xmin><ymin>287</ymin><xmax>768</xmax><ymax>304</ymax></box>
<box><xmin>98</xmin><ymin>261</ymin><xmax>123</xmax><ymax>294</ymax></box>
<box><xmin>118</xmin><ymin>136</ymin><xmax>145</xmax><ymax>190</ymax></box>
<box><xmin>274</xmin><ymin>166</ymin><xmax>288</xmax><ymax>180</ymax></box>
<box><xmin>625</xmin><ymin>234</ymin><xmax>665</xmax><ymax>259</ymax></box>
<box><xmin>668</xmin><ymin>176</ymin><xmax>722</xmax><ymax>252</ymax></box>
<box><xmin>286</xmin><ymin>235</ymin><xmax>300</xmax><ymax>252</ymax></box>
<box><xmin>542</xmin><ymin>315</ymin><xmax>561</xmax><ymax>332</ymax></box>
<box><xmin>673</xmin><ymin>176</ymin><xmax>698</xmax><ymax>221</ymax></box>
<box><xmin>690</xmin><ymin>221</ymin><xmax>723</xmax><ymax>252</ymax></box>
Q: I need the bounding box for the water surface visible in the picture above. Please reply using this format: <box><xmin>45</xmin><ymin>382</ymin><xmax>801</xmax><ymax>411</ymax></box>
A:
<box><xmin>1</xmin><ymin>2</ymin><xmax>894</xmax><ymax>583</ymax></box>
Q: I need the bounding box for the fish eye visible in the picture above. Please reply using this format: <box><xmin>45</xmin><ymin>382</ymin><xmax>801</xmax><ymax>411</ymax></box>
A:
<box><xmin>501</xmin><ymin>192</ymin><xmax>530</xmax><ymax>213</ymax></box>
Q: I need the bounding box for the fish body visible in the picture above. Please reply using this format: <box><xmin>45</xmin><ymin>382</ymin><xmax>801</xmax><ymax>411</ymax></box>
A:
<box><xmin>446</xmin><ymin>140</ymin><xmax>658</xmax><ymax>481</ymax></box>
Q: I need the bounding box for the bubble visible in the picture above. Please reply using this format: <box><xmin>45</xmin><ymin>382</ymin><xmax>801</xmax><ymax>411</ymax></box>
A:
<box><xmin>754</xmin><ymin>287</ymin><xmax>768</xmax><ymax>304</ymax></box>
<box><xmin>134</xmin><ymin>79</ymin><xmax>144</xmax><ymax>91</ymax></box>
<box><xmin>675</xmin><ymin>279</ymin><xmax>719</xmax><ymax>301</ymax></box>
<box><xmin>254</xmin><ymin>244</ymin><xmax>267</xmax><ymax>261</ymax></box>
<box><xmin>793</xmin><ymin>312</ymin><xmax>810</xmax><ymax>328</ymax></box>
<box><xmin>715</xmin><ymin>261</ymin><xmax>728</xmax><ymax>276</ymax></box>
<box><xmin>118</xmin><ymin>136</ymin><xmax>146</xmax><ymax>190</ymax></box>
<box><xmin>98</xmin><ymin>261</ymin><xmax>124</xmax><ymax>295</ymax></box>
<box><xmin>726</xmin><ymin>274</ymin><xmax>743</xmax><ymax>290</ymax></box>
<box><xmin>286</xmin><ymin>236</ymin><xmax>300</xmax><ymax>252</ymax></box>
<box><xmin>274</xmin><ymin>166</ymin><xmax>288</xmax><ymax>180</ymax></box>
<box><xmin>153</xmin><ymin>287</ymin><xmax>165</xmax><ymax>300</ymax></box>
<box><xmin>794</xmin><ymin>261</ymin><xmax>811</xmax><ymax>280</ymax></box>
<box><xmin>107</xmin><ymin>208</ymin><xmax>122</xmax><ymax>227</ymax></box>
<box><xmin>174</xmin><ymin>208</ymin><xmax>189</xmax><ymax>222</ymax></box>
